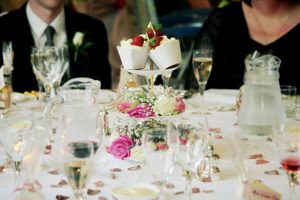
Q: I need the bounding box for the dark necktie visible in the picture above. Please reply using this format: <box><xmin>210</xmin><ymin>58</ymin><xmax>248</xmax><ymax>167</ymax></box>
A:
<box><xmin>44</xmin><ymin>26</ymin><xmax>55</xmax><ymax>46</ymax></box>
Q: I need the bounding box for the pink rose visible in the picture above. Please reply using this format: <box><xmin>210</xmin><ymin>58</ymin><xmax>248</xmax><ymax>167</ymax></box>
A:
<box><xmin>128</xmin><ymin>104</ymin><xmax>155</xmax><ymax>118</ymax></box>
<box><xmin>175</xmin><ymin>97</ymin><xmax>185</xmax><ymax>113</ymax></box>
<box><xmin>109</xmin><ymin>135</ymin><xmax>133</xmax><ymax>160</ymax></box>
<box><xmin>117</xmin><ymin>102</ymin><xmax>131</xmax><ymax>112</ymax></box>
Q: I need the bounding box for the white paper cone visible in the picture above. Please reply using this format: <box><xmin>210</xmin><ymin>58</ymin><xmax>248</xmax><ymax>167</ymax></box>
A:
<box><xmin>149</xmin><ymin>39</ymin><xmax>182</xmax><ymax>70</ymax></box>
<box><xmin>117</xmin><ymin>46</ymin><xmax>148</xmax><ymax>70</ymax></box>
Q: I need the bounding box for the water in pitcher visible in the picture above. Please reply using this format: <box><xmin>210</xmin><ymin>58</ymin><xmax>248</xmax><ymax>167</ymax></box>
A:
<box><xmin>238</xmin><ymin>52</ymin><xmax>285</xmax><ymax>136</ymax></box>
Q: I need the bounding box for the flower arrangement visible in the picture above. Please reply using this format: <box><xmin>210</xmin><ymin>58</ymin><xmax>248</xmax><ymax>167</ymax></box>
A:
<box><xmin>116</xmin><ymin>85</ymin><xmax>185</xmax><ymax>118</ymax></box>
<box><xmin>108</xmin><ymin>117</ymin><xmax>167</xmax><ymax>160</ymax></box>
<box><xmin>70</xmin><ymin>32</ymin><xmax>93</xmax><ymax>62</ymax></box>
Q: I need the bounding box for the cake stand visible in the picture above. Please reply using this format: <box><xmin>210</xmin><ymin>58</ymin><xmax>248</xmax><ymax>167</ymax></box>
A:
<box><xmin>122</xmin><ymin>60</ymin><xmax>179</xmax><ymax>91</ymax></box>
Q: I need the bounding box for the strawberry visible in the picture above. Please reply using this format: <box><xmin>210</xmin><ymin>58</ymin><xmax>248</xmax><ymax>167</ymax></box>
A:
<box><xmin>131</xmin><ymin>35</ymin><xmax>144</xmax><ymax>46</ymax></box>
<box><xmin>146</xmin><ymin>23</ymin><xmax>163</xmax><ymax>39</ymax></box>
<box><xmin>154</xmin><ymin>29</ymin><xmax>163</xmax><ymax>37</ymax></box>
<box><xmin>146</xmin><ymin>28</ymin><xmax>155</xmax><ymax>39</ymax></box>
<box><xmin>149</xmin><ymin>36</ymin><xmax>163</xmax><ymax>49</ymax></box>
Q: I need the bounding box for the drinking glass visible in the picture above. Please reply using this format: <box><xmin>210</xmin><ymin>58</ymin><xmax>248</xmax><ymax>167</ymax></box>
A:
<box><xmin>31</xmin><ymin>46</ymin><xmax>69</xmax><ymax>102</ymax></box>
<box><xmin>62</xmin><ymin>139</ymin><xmax>94</xmax><ymax>200</ymax></box>
<box><xmin>280</xmin><ymin>85</ymin><xmax>297</xmax><ymax>118</ymax></box>
<box><xmin>273</xmin><ymin>118</ymin><xmax>300</xmax><ymax>200</ymax></box>
<box><xmin>142</xmin><ymin>127</ymin><xmax>169</xmax><ymax>200</ymax></box>
<box><xmin>167</xmin><ymin>116</ymin><xmax>209</xmax><ymax>200</ymax></box>
<box><xmin>192</xmin><ymin>48</ymin><xmax>213</xmax><ymax>106</ymax></box>
<box><xmin>0</xmin><ymin>109</ymin><xmax>35</xmax><ymax>188</ymax></box>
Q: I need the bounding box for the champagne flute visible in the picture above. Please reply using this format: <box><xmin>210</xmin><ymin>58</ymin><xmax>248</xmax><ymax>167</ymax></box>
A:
<box><xmin>273</xmin><ymin>118</ymin><xmax>300</xmax><ymax>200</ymax></box>
<box><xmin>192</xmin><ymin>48</ymin><xmax>213</xmax><ymax>106</ymax></box>
<box><xmin>62</xmin><ymin>140</ymin><xmax>94</xmax><ymax>200</ymax></box>
<box><xmin>31</xmin><ymin>46</ymin><xmax>69</xmax><ymax>102</ymax></box>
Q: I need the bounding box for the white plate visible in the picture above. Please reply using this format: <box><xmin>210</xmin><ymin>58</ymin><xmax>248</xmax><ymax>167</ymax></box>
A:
<box><xmin>111</xmin><ymin>184</ymin><xmax>159</xmax><ymax>200</ymax></box>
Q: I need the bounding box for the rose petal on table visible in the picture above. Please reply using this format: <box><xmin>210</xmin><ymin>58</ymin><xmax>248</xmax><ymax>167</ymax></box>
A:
<box><xmin>192</xmin><ymin>187</ymin><xmax>201</xmax><ymax>193</ymax></box>
<box><xmin>112</xmin><ymin>195</ymin><xmax>119</xmax><ymax>200</ymax></box>
<box><xmin>165</xmin><ymin>183</ymin><xmax>175</xmax><ymax>189</ymax></box>
<box><xmin>214</xmin><ymin>135</ymin><xmax>223</xmax><ymax>139</ymax></box>
<box><xmin>174</xmin><ymin>191</ymin><xmax>184</xmax><ymax>195</ymax></box>
<box><xmin>56</xmin><ymin>195</ymin><xmax>69</xmax><ymax>200</ymax></box>
<box><xmin>48</xmin><ymin>169</ymin><xmax>59</xmax><ymax>175</ymax></box>
<box><xmin>94</xmin><ymin>180</ymin><xmax>105</xmax><ymax>188</ymax></box>
<box><xmin>209</xmin><ymin>128</ymin><xmax>221</xmax><ymax>133</ymax></box>
<box><xmin>201</xmin><ymin>177</ymin><xmax>212</xmax><ymax>182</ymax></box>
<box><xmin>266</xmin><ymin>137</ymin><xmax>272</xmax><ymax>142</ymax></box>
<box><xmin>110</xmin><ymin>173</ymin><xmax>117</xmax><ymax>179</ymax></box>
<box><xmin>87</xmin><ymin>189</ymin><xmax>101</xmax><ymax>195</ymax></box>
<box><xmin>287</xmin><ymin>147</ymin><xmax>297</xmax><ymax>153</ymax></box>
<box><xmin>0</xmin><ymin>166</ymin><xmax>5</xmax><ymax>173</ymax></box>
<box><xmin>110</xmin><ymin>168</ymin><xmax>122</xmax><ymax>172</ymax></box>
<box><xmin>255</xmin><ymin>159</ymin><xmax>269</xmax><ymax>164</ymax></box>
<box><xmin>203</xmin><ymin>189</ymin><xmax>214</xmax><ymax>193</ymax></box>
<box><xmin>98</xmin><ymin>197</ymin><xmax>108</xmax><ymax>200</ymax></box>
<box><xmin>44</xmin><ymin>144</ymin><xmax>52</xmax><ymax>154</ymax></box>
<box><xmin>249</xmin><ymin>153</ymin><xmax>263</xmax><ymax>159</ymax></box>
<box><xmin>127</xmin><ymin>165</ymin><xmax>141</xmax><ymax>171</ymax></box>
<box><xmin>264</xmin><ymin>170</ymin><xmax>280</xmax><ymax>175</ymax></box>
<box><xmin>51</xmin><ymin>180</ymin><xmax>68</xmax><ymax>188</ymax></box>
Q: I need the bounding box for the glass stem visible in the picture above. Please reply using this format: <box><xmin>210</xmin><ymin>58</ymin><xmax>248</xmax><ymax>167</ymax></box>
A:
<box><xmin>12</xmin><ymin>160</ymin><xmax>22</xmax><ymax>188</ymax></box>
<box><xmin>74</xmin><ymin>192</ymin><xmax>84</xmax><ymax>200</ymax></box>
<box><xmin>162</xmin><ymin>74</ymin><xmax>171</xmax><ymax>89</ymax></box>
<box><xmin>287</xmin><ymin>171</ymin><xmax>298</xmax><ymax>200</ymax></box>
<box><xmin>185</xmin><ymin>171</ymin><xmax>193</xmax><ymax>200</ymax></box>
<box><xmin>199</xmin><ymin>83</ymin><xmax>206</xmax><ymax>105</ymax></box>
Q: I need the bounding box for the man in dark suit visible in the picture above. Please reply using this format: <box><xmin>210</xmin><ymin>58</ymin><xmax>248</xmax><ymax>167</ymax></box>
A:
<box><xmin>0</xmin><ymin>0</ymin><xmax>111</xmax><ymax>92</ymax></box>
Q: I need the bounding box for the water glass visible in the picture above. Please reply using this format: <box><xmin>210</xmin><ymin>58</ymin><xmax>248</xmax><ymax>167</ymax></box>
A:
<box><xmin>280</xmin><ymin>85</ymin><xmax>297</xmax><ymax>118</ymax></box>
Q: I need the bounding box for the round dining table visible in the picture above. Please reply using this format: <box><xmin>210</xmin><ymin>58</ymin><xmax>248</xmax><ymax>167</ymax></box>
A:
<box><xmin>0</xmin><ymin>89</ymin><xmax>297</xmax><ymax>200</ymax></box>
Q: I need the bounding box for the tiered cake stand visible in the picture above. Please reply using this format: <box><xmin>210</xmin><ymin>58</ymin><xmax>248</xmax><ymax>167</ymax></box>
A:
<box><xmin>122</xmin><ymin>60</ymin><xmax>179</xmax><ymax>91</ymax></box>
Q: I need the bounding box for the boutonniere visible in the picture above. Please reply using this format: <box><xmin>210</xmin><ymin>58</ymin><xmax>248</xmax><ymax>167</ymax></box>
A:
<box><xmin>70</xmin><ymin>32</ymin><xmax>93</xmax><ymax>62</ymax></box>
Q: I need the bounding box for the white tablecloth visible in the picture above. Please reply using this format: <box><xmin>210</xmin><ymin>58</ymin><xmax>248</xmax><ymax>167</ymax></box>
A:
<box><xmin>0</xmin><ymin>89</ymin><xmax>297</xmax><ymax>200</ymax></box>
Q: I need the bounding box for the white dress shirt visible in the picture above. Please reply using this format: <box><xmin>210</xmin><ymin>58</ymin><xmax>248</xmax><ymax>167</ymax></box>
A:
<box><xmin>26</xmin><ymin>3</ymin><xmax>67</xmax><ymax>48</ymax></box>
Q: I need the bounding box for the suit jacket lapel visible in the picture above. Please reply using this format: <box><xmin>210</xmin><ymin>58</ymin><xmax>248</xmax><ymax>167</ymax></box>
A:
<box><xmin>64</xmin><ymin>7</ymin><xmax>76</xmax><ymax>77</ymax></box>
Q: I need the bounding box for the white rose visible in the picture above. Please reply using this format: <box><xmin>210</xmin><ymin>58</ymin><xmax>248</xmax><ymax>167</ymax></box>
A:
<box><xmin>73</xmin><ymin>32</ymin><xmax>84</xmax><ymax>47</ymax></box>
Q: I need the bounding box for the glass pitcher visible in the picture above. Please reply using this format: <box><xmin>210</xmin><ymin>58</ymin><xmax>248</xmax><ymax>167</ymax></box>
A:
<box><xmin>43</xmin><ymin>77</ymin><xmax>101</xmax><ymax>170</ymax></box>
<box><xmin>238</xmin><ymin>52</ymin><xmax>285</xmax><ymax>136</ymax></box>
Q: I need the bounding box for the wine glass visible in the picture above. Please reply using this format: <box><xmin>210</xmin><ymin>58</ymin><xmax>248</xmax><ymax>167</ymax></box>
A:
<box><xmin>192</xmin><ymin>48</ymin><xmax>213</xmax><ymax>106</ymax></box>
<box><xmin>13</xmin><ymin>116</ymin><xmax>47</xmax><ymax>199</ymax></box>
<box><xmin>142</xmin><ymin>127</ymin><xmax>170</xmax><ymax>200</ymax></box>
<box><xmin>0</xmin><ymin>109</ymin><xmax>35</xmax><ymax>188</ymax></box>
<box><xmin>273</xmin><ymin>118</ymin><xmax>300</xmax><ymax>200</ymax></box>
<box><xmin>168</xmin><ymin>116</ymin><xmax>209</xmax><ymax>200</ymax></box>
<box><xmin>62</xmin><ymin>139</ymin><xmax>94</xmax><ymax>200</ymax></box>
<box><xmin>31</xmin><ymin>46</ymin><xmax>69</xmax><ymax>102</ymax></box>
